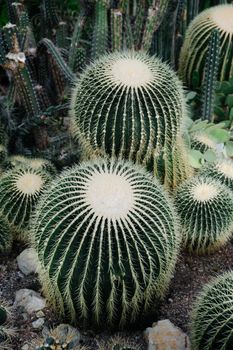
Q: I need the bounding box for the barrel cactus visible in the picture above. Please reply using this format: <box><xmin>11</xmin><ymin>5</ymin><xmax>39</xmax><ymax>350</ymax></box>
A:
<box><xmin>0</xmin><ymin>165</ymin><xmax>51</xmax><ymax>238</ymax></box>
<box><xmin>174</xmin><ymin>176</ymin><xmax>233</xmax><ymax>254</ymax></box>
<box><xmin>191</xmin><ymin>271</ymin><xmax>233</xmax><ymax>350</ymax></box>
<box><xmin>179</xmin><ymin>4</ymin><xmax>233</xmax><ymax>87</ymax></box>
<box><xmin>32</xmin><ymin>159</ymin><xmax>180</xmax><ymax>329</ymax></box>
<box><xmin>0</xmin><ymin>214</ymin><xmax>12</xmax><ymax>254</ymax></box>
<box><xmin>200</xmin><ymin>158</ymin><xmax>233</xmax><ymax>192</ymax></box>
<box><xmin>70</xmin><ymin>51</ymin><xmax>190</xmax><ymax>189</ymax></box>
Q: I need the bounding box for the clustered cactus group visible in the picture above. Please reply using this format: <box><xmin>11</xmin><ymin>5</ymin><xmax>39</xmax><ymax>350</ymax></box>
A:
<box><xmin>0</xmin><ymin>0</ymin><xmax>233</xmax><ymax>349</ymax></box>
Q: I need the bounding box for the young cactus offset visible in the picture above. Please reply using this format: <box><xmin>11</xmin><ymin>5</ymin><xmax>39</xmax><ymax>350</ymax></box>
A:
<box><xmin>0</xmin><ymin>165</ymin><xmax>51</xmax><ymax>238</ymax></box>
<box><xmin>200</xmin><ymin>158</ymin><xmax>233</xmax><ymax>192</ymax></box>
<box><xmin>179</xmin><ymin>4</ymin><xmax>233</xmax><ymax>87</ymax></box>
<box><xmin>70</xmin><ymin>51</ymin><xmax>190</xmax><ymax>190</ymax></box>
<box><xmin>191</xmin><ymin>271</ymin><xmax>233</xmax><ymax>350</ymax></box>
<box><xmin>174</xmin><ymin>176</ymin><xmax>233</xmax><ymax>254</ymax></box>
<box><xmin>32</xmin><ymin>159</ymin><xmax>181</xmax><ymax>329</ymax></box>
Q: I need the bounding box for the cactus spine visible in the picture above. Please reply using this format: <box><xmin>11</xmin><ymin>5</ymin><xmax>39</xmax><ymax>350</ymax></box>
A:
<box><xmin>174</xmin><ymin>176</ymin><xmax>233</xmax><ymax>254</ymax></box>
<box><xmin>200</xmin><ymin>158</ymin><xmax>233</xmax><ymax>192</ymax></box>
<box><xmin>70</xmin><ymin>51</ymin><xmax>190</xmax><ymax>189</ymax></box>
<box><xmin>179</xmin><ymin>4</ymin><xmax>233</xmax><ymax>87</ymax></box>
<box><xmin>32</xmin><ymin>159</ymin><xmax>180</xmax><ymax>329</ymax></box>
<box><xmin>191</xmin><ymin>271</ymin><xmax>233</xmax><ymax>350</ymax></box>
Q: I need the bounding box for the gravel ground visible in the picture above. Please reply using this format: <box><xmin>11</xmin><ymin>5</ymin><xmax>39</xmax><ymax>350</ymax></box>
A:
<box><xmin>1</xmin><ymin>240</ymin><xmax>233</xmax><ymax>349</ymax></box>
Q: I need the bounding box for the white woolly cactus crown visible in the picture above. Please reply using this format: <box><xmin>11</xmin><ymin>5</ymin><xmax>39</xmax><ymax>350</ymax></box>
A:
<box><xmin>32</xmin><ymin>158</ymin><xmax>181</xmax><ymax>329</ymax></box>
<box><xmin>179</xmin><ymin>4</ymin><xmax>233</xmax><ymax>85</ymax></box>
<box><xmin>70</xmin><ymin>50</ymin><xmax>190</xmax><ymax>189</ymax></box>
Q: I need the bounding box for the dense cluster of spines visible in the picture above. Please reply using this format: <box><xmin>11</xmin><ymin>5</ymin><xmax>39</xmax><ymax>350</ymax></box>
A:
<box><xmin>175</xmin><ymin>176</ymin><xmax>233</xmax><ymax>254</ymax></box>
<box><xmin>191</xmin><ymin>271</ymin><xmax>233</xmax><ymax>350</ymax></box>
<box><xmin>32</xmin><ymin>159</ymin><xmax>180</xmax><ymax>329</ymax></box>
<box><xmin>200</xmin><ymin>159</ymin><xmax>233</xmax><ymax>192</ymax></box>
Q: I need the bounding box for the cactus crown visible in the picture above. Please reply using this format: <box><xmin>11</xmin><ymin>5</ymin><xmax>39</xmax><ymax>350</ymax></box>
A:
<box><xmin>209</xmin><ymin>5</ymin><xmax>233</xmax><ymax>33</ymax></box>
<box><xmin>191</xmin><ymin>271</ymin><xmax>233</xmax><ymax>350</ymax></box>
<box><xmin>32</xmin><ymin>159</ymin><xmax>180</xmax><ymax>329</ymax></box>
<box><xmin>175</xmin><ymin>176</ymin><xmax>233</xmax><ymax>254</ymax></box>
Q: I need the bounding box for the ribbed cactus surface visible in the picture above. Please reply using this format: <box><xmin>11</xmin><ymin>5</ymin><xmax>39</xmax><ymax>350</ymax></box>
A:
<box><xmin>70</xmin><ymin>51</ymin><xmax>189</xmax><ymax>189</ymax></box>
<box><xmin>174</xmin><ymin>176</ymin><xmax>233</xmax><ymax>254</ymax></box>
<box><xmin>200</xmin><ymin>159</ymin><xmax>233</xmax><ymax>192</ymax></box>
<box><xmin>32</xmin><ymin>159</ymin><xmax>180</xmax><ymax>329</ymax></box>
<box><xmin>0</xmin><ymin>165</ymin><xmax>51</xmax><ymax>237</ymax></box>
<box><xmin>191</xmin><ymin>271</ymin><xmax>233</xmax><ymax>350</ymax></box>
<box><xmin>179</xmin><ymin>4</ymin><xmax>233</xmax><ymax>87</ymax></box>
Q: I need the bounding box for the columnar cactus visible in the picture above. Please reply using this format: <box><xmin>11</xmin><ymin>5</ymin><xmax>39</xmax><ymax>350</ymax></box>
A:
<box><xmin>191</xmin><ymin>271</ymin><xmax>233</xmax><ymax>350</ymax></box>
<box><xmin>70</xmin><ymin>51</ymin><xmax>190</xmax><ymax>189</ymax></box>
<box><xmin>0</xmin><ymin>165</ymin><xmax>51</xmax><ymax>238</ymax></box>
<box><xmin>0</xmin><ymin>214</ymin><xmax>12</xmax><ymax>254</ymax></box>
<box><xmin>200</xmin><ymin>158</ymin><xmax>233</xmax><ymax>192</ymax></box>
<box><xmin>32</xmin><ymin>159</ymin><xmax>180</xmax><ymax>329</ymax></box>
<box><xmin>179</xmin><ymin>4</ymin><xmax>233</xmax><ymax>87</ymax></box>
<box><xmin>174</xmin><ymin>176</ymin><xmax>233</xmax><ymax>254</ymax></box>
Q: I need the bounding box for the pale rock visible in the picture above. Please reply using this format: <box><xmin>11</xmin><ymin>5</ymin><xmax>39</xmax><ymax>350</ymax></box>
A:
<box><xmin>16</xmin><ymin>248</ymin><xmax>39</xmax><ymax>275</ymax></box>
<box><xmin>144</xmin><ymin>319</ymin><xmax>191</xmax><ymax>350</ymax></box>
<box><xmin>14</xmin><ymin>289</ymin><xmax>46</xmax><ymax>314</ymax></box>
<box><xmin>21</xmin><ymin>345</ymin><xmax>29</xmax><ymax>350</ymax></box>
<box><xmin>32</xmin><ymin>317</ymin><xmax>44</xmax><ymax>329</ymax></box>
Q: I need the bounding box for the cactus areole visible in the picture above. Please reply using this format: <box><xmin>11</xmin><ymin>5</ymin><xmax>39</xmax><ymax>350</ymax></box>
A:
<box><xmin>33</xmin><ymin>159</ymin><xmax>180</xmax><ymax>329</ymax></box>
<box><xmin>70</xmin><ymin>51</ymin><xmax>188</xmax><ymax>189</ymax></box>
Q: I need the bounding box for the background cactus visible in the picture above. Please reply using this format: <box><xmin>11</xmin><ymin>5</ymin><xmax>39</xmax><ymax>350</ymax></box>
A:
<box><xmin>0</xmin><ymin>165</ymin><xmax>51</xmax><ymax>238</ymax></box>
<box><xmin>179</xmin><ymin>4</ymin><xmax>233</xmax><ymax>88</ymax></box>
<box><xmin>32</xmin><ymin>159</ymin><xmax>180</xmax><ymax>329</ymax></box>
<box><xmin>191</xmin><ymin>271</ymin><xmax>233</xmax><ymax>350</ymax></box>
<box><xmin>70</xmin><ymin>51</ymin><xmax>190</xmax><ymax>189</ymax></box>
<box><xmin>174</xmin><ymin>175</ymin><xmax>233</xmax><ymax>254</ymax></box>
<box><xmin>200</xmin><ymin>158</ymin><xmax>233</xmax><ymax>191</ymax></box>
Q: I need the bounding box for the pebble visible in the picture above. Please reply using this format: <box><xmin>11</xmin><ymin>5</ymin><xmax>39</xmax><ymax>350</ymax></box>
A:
<box><xmin>21</xmin><ymin>345</ymin><xmax>29</xmax><ymax>350</ymax></box>
<box><xmin>16</xmin><ymin>248</ymin><xmax>39</xmax><ymax>275</ymax></box>
<box><xmin>144</xmin><ymin>319</ymin><xmax>191</xmax><ymax>350</ymax></box>
<box><xmin>32</xmin><ymin>317</ymin><xmax>45</xmax><ymax>329</ymax></box>
<box><xmin>36</xmin><ymin>310</ymin><xmax>45</xmax><ymax>318</ymax></box>
<box><xmin>14</xmin><ymin>289</ymin><xmax>46</xmax><ymax>314</ymax></box>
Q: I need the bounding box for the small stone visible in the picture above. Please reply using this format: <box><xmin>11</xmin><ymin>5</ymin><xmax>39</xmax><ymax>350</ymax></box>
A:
<box><xmin>21</xmin><ymin>345</ymin><xmax>29</xmax><ymax>350</ymax></box>
<box><xmin>144</xmin><ymin>319</ymin><xmax>191</xmax><ymax>350</ymax></box>
<box><xmin>32</xmin><ymin>317</ymin><xmax>45</xmax><ymax>329</ymax></box>
<box><xmin>14</xmin><ymin>289</ymin><xmax>46</xmax><ymax>314</ymax></box>
<box><xmin>36</xmin><ymin>310</ymin><xmax>45</xmax><ymax>318</ymax></box>
<box><xmin>16</xmin><ymin>248</ymin><xmax>39</xmax><ymax>275</ymax></box>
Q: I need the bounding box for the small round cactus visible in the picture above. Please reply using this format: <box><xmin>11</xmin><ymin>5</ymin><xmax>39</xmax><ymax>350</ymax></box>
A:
<box><xmin>32</xmin><ymin>159</ymin><xmax>180</xmax><ymax>329</ymax></box>
<box><xmin>0</xmin><ymin>214</ymin><xmax>13</xmax><ymax>254</ymax></box>
<box><xmin>190</xmin><ymin>132</ymin><xmax>218</xmax><ymax>154</ymax></box>
<box><xmin>174</xmin><ymin>176</ymin><xmax>233</xmax><ymax>254</ymax></box>
<box><xmin>191</xmin><ymin>271</ymin><xmax>233</xmax><ymax>350</ymax></box>
<box><xmin>200</xmin><ymin>158</ymin><xmax>233</xmax><ymax>192</ymax></box>
<box><xmin>70</xmin><ymin>51</ymin><xmax>190</xmax><ymax>189</ymax></box>
<box><xmin>0</xmin><ymin>165</ymin><xmax>51</xmax><ymax>237</ymax></box>
<box><xmin>7</xmin><ymin>155</ymin><xmax>56</xmax><ymax>175</ymax></box>
<box><xmin>179</xmin><ymin>4</ymin><xmax>233</xmax><ymax>86</ymax></box>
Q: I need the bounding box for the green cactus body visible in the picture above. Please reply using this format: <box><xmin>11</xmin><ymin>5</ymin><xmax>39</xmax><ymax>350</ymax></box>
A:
<box><xmin>70</xmin><ymin>51</ymin><xmax>189</xmax><ymax>189</ymax></box>
<box><xmin>175</xmin><ymin>175</ymin><xmax>233</xmax><ymax>254</ymax></box>
<box><xmin>0</xmin><ymin>165</ymin><xmax>51</xmax><ymax>238</ymax></box>
<box><xmin>32</xmin><ymin>159</ymin><xmax>180</xmax><ymax>329</ymax></box>
<box><xmin>111</xmin><ymin>9</ymin><xmax>123</xmax><ymax>51</ymax></box>
<box><xmin>179</xmin><ymin>4</ymin><xmax>233</xmax><ymax>87</ymax></box>
<box><xmin>91</xmin><ymin>0</ymin><xmax>108</xmax><ymax>60</ymax></box>
<box><xmin>200</xmin><ymin>158</ymin><xmax>233</xmax><ymax>192</ymax></box>
<box><xmin>191</xmin><ymin>271</ymin><xmax>233</xmax><ymax>350</ymax></box>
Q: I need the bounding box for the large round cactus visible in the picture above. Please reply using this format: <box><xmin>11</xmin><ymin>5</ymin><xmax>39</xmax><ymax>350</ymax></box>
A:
<box><xmin>32</xmin><ymin>159</ymin><xmax>180</xmax><ymax>329</ymax></box>
<box><xmin>179</xmin><ymin>4</ymin><xmax>233</xmax><ymax>86</ymax></box>
<box><xmin>191</xmin><ymin>271</ymin><xmax>233</xmax><ymax>350</ymax></box>
<box><xmin>0</xmin><ymin>165</ymin><xmax>51</xmax><ymax>237</ymax></box>
<box><xmin>174</xmin><ymin>176</ymin><xmax>233</xmax><ymax>254</ymax></box>
<box><xmin>70</xmin><ymin>51</ymin><xmax>190</xmax><ymax>189</ymax></box>
<box><xmin>200</xmin><ymin>158</ymin><xmax>233</xmax><ymax>192</ymax></box>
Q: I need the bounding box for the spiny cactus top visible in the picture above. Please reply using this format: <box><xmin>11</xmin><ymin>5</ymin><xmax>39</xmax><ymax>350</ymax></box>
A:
<box><xmin>32</xmin><ymin>159</ymin><xmax>180</xmax><ymax>329</ymax></box>
<box><xmin>200</xmin><ymin>158</ymin><xmax>233</xmax><ymax>192</ymax></box>
<box><xmin>191</xmin><ymin>271</ymin><xmax>233</xmax><ymax>350</ymax></box>
<box><xmin>70</xmin><ymin>51</ymin><xmax>188</xmax><ymax>189</ymax></box>
<box><xmin>174</xmin><ymin>176</ymin><xmax>233</xmax><ymax>254</ymax></box>
<box><xmin>0</xmin><ymin>165</ymin><xmax>51</xmax><ymax>237</ymax></box>
<box><xmin>179</xmin><ymin>4</ymin><xmax>233</xmax><ymax>86</ymax></box>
